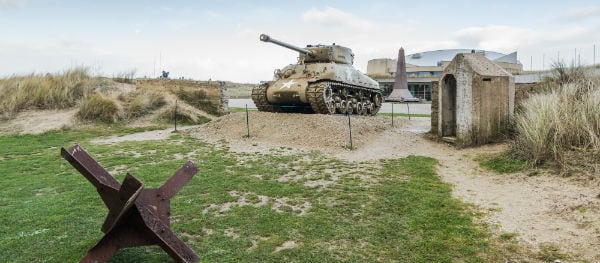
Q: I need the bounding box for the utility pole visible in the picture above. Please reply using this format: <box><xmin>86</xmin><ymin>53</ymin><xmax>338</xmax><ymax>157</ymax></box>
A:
<box><xmin>542</xmin><ymin>53</ymin><xmax>545</xmax><ymax>71</ymax></box>
<box><xmin>530</xmin><ymin>56</ymin><xmax>533</xmax><ymax>71</ymax></box>
<box><xmin>594</xmin><ymin>44</ymin><xmax>596</xmax><ymax>66</ymax></box>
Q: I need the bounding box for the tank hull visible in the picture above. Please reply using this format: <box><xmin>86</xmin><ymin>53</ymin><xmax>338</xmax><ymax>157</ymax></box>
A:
<box><xmin>253</xmin><ymin>63</ymin><xmax>382</xmax><ymax>115</ymax></box>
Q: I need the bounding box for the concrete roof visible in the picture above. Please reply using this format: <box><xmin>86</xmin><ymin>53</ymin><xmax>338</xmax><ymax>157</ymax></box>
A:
<box><xmin>446</xmin><ymin>54</ymin><xmax>512</xmax><ymax>77</ymax></box>
<box><xmin>405</xmin><ymin>49</ymin><xmax>518</xmax><ymax>67</ymax></box>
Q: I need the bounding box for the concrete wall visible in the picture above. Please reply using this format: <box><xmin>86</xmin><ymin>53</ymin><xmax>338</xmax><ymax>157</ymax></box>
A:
<box><xmin>430</xmin><ymin>80</ymin><xmax>439</xmax><ymax>133</ymax></box>
<box><xmin>366</xmin><ymin>59</ymin><xmax>395</xmax><ymax>77</ymax></box>
<box><xmin>437</xmin><ymin>54</ymin><xmax>515</xmax><ymax>147</ymax></box>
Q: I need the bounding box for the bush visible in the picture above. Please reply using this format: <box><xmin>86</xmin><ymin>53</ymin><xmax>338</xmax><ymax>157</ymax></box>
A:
<box><xmin>118</xmin><ymin>90</ymin><xmax>166</xmax><ymax>119</ymax></box>
<box><xmin>157</xmin><ymin>106</ymin><xmax>211</xmax><ymax>125</ymax></box>
<box><xmin>512</xmin><ymin>64</ymin><xmax>600</xmax><ymax>171</ymax></box>
<box><xmin>77</xmin><ymin>93</ymin><xmax>123</xmax><ymax>123</ymax></box>
<box><xmin>0</xmin><ymin>67</ymin><xmax>93</xmax><ymax>119</ymax></box>
<box><xmin>173</xmin><ymin>86</ymin><xmax>221</xmax><ymax>115</ymax></box>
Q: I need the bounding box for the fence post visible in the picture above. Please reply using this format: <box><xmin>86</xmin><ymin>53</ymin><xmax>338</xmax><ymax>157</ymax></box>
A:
<box><xmin>347</xmin><ymin>112</ymin><xmax>353</xmax><ymax>150</ymax></box>
<box><xmin>406</xmin><ymin>102</ymin><xmax>411</xmax><ymax>120</ymax></box>
<box><xmin>391</xmin><ymin>103</ymin><xmax>394</xmax><ymax>127</ymax></box>
<box><xmin>245</xmin><ymin>104</ymin><xmax>250</xmax><ymax>138</ymax></box>
<box><xmin>174</xmin><ymin>100</ymin><xmax>178</xmax><ymax>132</ymax></box>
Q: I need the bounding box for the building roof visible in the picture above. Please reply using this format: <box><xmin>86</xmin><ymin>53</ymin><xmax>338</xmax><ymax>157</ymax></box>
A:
<box><xmin>405</xmin><ymin>49</ymin><xmax>519</xmax><ymax>67</ymax></box>
<box><xmin>444</xmin><ymin>54</ymin><xmax>512</xmax><ymax>77</ymax></box>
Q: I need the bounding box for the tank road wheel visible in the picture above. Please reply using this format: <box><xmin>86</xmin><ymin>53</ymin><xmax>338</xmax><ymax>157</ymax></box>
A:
<box><xmin>366</xmin><ymin>102</ymin><xmax>374</xmax><ymax>115</ymax></box>
<box><xmin>307</xmin><ymin>82</ymin><xmax>336</xmax><ymax>114</ymax></box>
<box><xmin>356</xmin><ymin>102</ymin><xmax>363</xmax><ymax>115</ymax></box>
<box><xmin>338</xmin><ymin>100</ymin><xmax>347</xmax><ymax>114</ymax></box>
<box><xmin>324</xmin><ymin>86</ymin><xmax>336</xmax><ymax>114</ymax></box>
<box><xmin>360</xmin><ymin>102</ymin><xmax>368</xmax><ymax>115</ymax></box>
<box><xmin>371</xmin><ymin>92</ymin><xmax>382</xmax><ymax>115</ymax></box>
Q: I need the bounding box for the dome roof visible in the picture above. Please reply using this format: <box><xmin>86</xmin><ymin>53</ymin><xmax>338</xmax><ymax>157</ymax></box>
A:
<box><xmin>405</xmin><ymin>49</ymin><xmax>518</xmax><ymax>67</ymax></box>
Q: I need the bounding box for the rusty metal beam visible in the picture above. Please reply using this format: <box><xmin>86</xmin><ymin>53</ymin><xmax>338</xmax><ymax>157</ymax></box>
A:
<box><xmin>61</xmin><ymin>144</ymin><xmax>199</xmax><ymax>263</ymax></box>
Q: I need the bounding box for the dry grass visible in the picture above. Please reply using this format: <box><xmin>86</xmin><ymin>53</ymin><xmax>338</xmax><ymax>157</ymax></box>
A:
<box><xmin>157</xmin><ymin>105</ymin><xmax>211</xmax><ymax>125</ymax></box>
<box><xmin>77</xmin><ymin>93</ymin><xmax>123</xmax><ymax>123</ymax></box>
<box><xmin>172</xmin><ymin>85</ymin><xmax>222</xmax><ymax>115</ymax></box>
<box><xmin>0</xmin><ymin>68</ymin><xmax>97</xmax><ymax>119</ymax></box>
<box><xmin>513</xmin><ymin>63</ymin><xmax>600</xmax><ymax>172</ymax></box>
<box><xmin>118</xmin><ymin>90</ymin><xmax>166</xmax><ymax>119</ymax></box>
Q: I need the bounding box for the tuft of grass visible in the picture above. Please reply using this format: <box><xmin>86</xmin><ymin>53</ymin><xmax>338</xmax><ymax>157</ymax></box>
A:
<box><xmin>118</xmin><ymin>90</ymin><xmax>166</xmax><ymax>119</ymax></box>
<box><xmin>477</xmin><ymin>153</ymin><xmax>527</xmax><ymax>174</ymax></box>
<box><xmin>157</xmin><ymin>106</ymin><xmax>211</xmax><ymax>125</ymax></box>
<box><xmin>77</xmin><ymin>93</ymin><xmax>123</xmax><ymax>123</ymax></box>
<box><xmin>512</xmin><ymin>63</ymin><xmax>600</xmax><ymax>173</ymax></box>
<box><xmin>0</xmin><ymin>67</ymin><xmax>96</xmax><ymax>119</ymax></box>
<box><xmin>172</xmin><ymin>85</ymin><xmax>222</xmax><ymax>116</ymax></box>
<box><xmin>112</xmin><ymin>69</ymin><xmax>136</xmax><ymax>84</ymax></box>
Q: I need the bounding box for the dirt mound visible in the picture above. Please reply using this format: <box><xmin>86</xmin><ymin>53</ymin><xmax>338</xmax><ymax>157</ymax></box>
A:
<box><xmin>187</xmin><ymin>112</ymin><xmax>394</xmax><ymax>151</ymax></box>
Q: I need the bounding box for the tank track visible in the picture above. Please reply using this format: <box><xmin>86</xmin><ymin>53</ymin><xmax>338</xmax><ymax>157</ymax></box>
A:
<box><xmin>307</xmin><ymin>81</ymin><xmax>382</xmax><ymax>115</ymax></box>
<box><xmin>251</xmin><ymin>83</ymin><xmax>282</xmax><ymax>112</ymax></box>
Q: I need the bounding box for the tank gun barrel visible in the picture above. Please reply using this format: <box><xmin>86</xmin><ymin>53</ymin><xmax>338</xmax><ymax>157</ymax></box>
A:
<box><xmin>260</xmin><ymin>34</ymin><xmax>313</xmax><ymax>55</ymax></box>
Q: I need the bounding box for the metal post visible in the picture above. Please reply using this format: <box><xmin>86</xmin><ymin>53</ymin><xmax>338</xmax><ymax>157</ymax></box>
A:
<box><xmin>406</xmin><ymin>102</ymin><xmax>411</xmax><ymax>120</ymax></box>
<box><xmin>391</xmin><ymin>103</ymin><xmax>394</xmax><ymax>127</ymax></box>
<box><xmin>347</xmin><ymin>113</ymin><xmax>353</xmax><ymax>150</ymax></box>
<box><xmin>174</xmin><ymin>100</ymin><xmax>177</xmax><ymax>132</ymax></box>
<box><xmin>245</xmin><ymin>104</ymin><xmax>250</xmax><ymax>138</ymax></box>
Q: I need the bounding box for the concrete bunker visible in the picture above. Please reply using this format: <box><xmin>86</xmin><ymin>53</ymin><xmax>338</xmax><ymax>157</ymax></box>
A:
<box><xmin>436</xmin><ymin>53</ymin><xmax>515</xmax><ymax>147</ymax></box>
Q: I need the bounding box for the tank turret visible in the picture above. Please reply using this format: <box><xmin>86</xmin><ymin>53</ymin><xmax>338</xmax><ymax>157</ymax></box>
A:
<box><xmin>260</xmin><ymin>34</ymin><xmax>354</xmax><ymax>65</ymax></box>
<box><xmin>252</xmin><ymin>34</ymin><xmax>382</xmax><ymax>115</ymax></box>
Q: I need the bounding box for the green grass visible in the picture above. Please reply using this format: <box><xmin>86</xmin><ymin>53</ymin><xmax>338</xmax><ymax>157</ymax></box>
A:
<box><xmin>1</xmin><ymin>127</ymin><xmax>511</xmax><ymax>262</ymax></box>
<box><xmin>228</xmin><ymin>107</ymin><xmax>258</xmax><ymax>113</ymax></box>
<box><xmin>378</xmin><ymin>112</ymin><xmax>431</xmax><ymax>118</ymax></box>
<box><xmin>477</xmin><ymin>153</ymin><xmax>527</xmax><ymax>174</ymax></box>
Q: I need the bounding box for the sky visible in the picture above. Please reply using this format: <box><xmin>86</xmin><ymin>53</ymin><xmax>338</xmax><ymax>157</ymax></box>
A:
<box><xmin>1</xmin><ymin>0</ymin><xmax>599</xmax><ymax>82</ymax></box>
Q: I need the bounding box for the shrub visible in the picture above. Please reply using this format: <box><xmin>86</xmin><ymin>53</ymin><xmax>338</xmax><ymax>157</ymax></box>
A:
<box><xmin>173</xmin><ymin>86</ymin><xmax>221</xmax><ymax>115</ymax></box>
<box><xmin>77</xmin><ymin>93</ymin><xmax>122</xmax><ymax>123</ymax></box>
<box><xmin>118</xmin><ymin>90</ymin><xmax>166</xmax><ymax>119</ymax></box>
<box><xmin>512</xmin><ymin>64</ymin><xmax>600</xmax><ymax>171</ymax></box>
<box><xmin>157</xmin><ymin>106</ymin><xmax>211</xmax><ymax>125</ymax></box>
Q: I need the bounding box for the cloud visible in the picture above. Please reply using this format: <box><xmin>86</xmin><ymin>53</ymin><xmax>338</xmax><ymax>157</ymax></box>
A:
<box><xmin>301</xmin><ymin>7</ymin><xmax>374</xmax><ymax>30</ymax></box>
<box><xmin>0</xmin><ymin>0</ymin><xmax>25</xmax><ymax>9</ymax></box>
<box><xmin>557</xmin><ymin>6</ymin><xmax>600</xmax><ymax>22</ymax></box>
<box><xmin>453</xmin><ymin>25</ymin><xmax>537</xmax><ymax>52</ymax></box>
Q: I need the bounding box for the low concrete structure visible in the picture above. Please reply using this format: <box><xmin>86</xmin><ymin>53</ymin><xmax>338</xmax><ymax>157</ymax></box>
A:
<box><xmin>435</xmin><ymin>53</ymin><xmax>515</xmax><ymax>147</ymax></box>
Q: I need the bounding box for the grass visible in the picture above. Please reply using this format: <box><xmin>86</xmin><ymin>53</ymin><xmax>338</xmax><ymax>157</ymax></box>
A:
<box><xmin>77</xmin><ymin>93</ymin><xmax>123</xmax><ymax>123</ymax></box>
<box><xmin>229</xmin><ymin>107</ymin><xmax>258</xmax><ymax>113</ymax></box>
<box><xmin>477</xmin><ymin>153</ymin><xmax>527</xmax><ymax>174</ymax></box>
<box><xmin>512</xmin><ymin>63</ymin><xmax>600</xmax><ymax>172</ymax></box>
<box><xmin>0</xmin><ymin>67</ymin><xmax>97</xmax><ymax>119</ymax></box>
<box><xmin>378</xmin><ymin>112</ymin><xmax>431</xmax><ymax>118</ymax></box>
<box><xmin>0</xmin><ymin>127</ymin><xmax>512</xmax><ymax>262</ymax></box>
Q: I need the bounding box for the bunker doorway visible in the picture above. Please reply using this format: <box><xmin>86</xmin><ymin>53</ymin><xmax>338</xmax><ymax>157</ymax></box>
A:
<box><xmin>441</xmin><ymin>74</ymin><xmax>457</xmax><ymax>137</ymax></box>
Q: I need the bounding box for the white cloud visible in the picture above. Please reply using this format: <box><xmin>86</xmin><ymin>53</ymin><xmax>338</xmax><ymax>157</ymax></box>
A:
<box><xmin>557</xmin><ymin>6</ymin><xmax>600</xmax><ymax>22</ymax></box>
<box><xmin>453</xmin><ymin>25</ymin><xmax>537</xmax><ymax>52</ymax></box>
<box><xmin>0</xmin><ymin>0</ymin><xmax>25</xmax><ymax>9</ymax></box>
<box><xmin>302</xmin><ymin>7</ymin><xmax>374</xmax><ymax>30</ymax></box>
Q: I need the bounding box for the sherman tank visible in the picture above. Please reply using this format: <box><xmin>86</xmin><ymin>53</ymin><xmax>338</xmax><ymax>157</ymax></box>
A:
<box><xmin>252</xmin><ymin>34</ymin><xmax>382</xmax><ymax>115</ymax></box>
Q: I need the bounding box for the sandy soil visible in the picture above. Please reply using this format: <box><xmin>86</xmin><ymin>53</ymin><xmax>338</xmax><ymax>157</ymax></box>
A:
<box><xmin>0</xmin><ymin>108</ymin><xmax>78</xmax><ymax>134</ymax></box>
